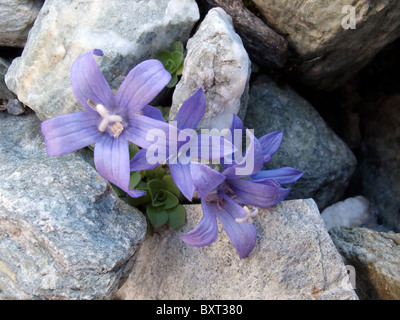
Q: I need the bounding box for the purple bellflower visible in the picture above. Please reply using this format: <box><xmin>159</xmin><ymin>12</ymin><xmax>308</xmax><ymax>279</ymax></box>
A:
<box><xmin>41</xmin><ymin>49</ymin><xmax>181</xmax><ymax>198</ymax></box>
<box><xmin>130</xmin><ymin>88</ymin><xmax>234</xmax><ymax>201</ymax></box>
<box><xmin>180</xmin><ymin>114</ymin><xmax>303</xmax><ymax>259</ymax></box>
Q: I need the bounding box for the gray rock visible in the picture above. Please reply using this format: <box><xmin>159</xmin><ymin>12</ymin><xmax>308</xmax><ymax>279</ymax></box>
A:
<box><xmin>0</xmin><ymin>0</ymin><xmax>43</xmax><ymax>47</ymax></box>
<box><xmin>244</xmin><ymin>75</ymin><xmax>357</xmax><ymax>210</ymax></box>
<box><xmin>0</xmin><ymin>57</ymin><xmax>16</xmax><ymax>100</ymax></box>
<box><xmin>252</xmin><ymin>0</ymin><xmax>400</xmax><ymax>90</ymax></box>
<box><xmin>201</xmin><ymin>0</ymin><xmax>288</xmax><ymax>68</ymax></box>
<box><xmin>6</xmin><ymin>98</ymin><xmax>25</xmax><ymax>115</ymax></box>
<box><xmin>0</xmin><ymin>112</ymin><xmax>147</xmax><ymax>299</ymax></box>
<box><xmin>5</xmin><ymin>0</ymin><xmax>199</xmax><ymax>121</ymax></box>
<box><xmin>114</xmin><ymin>199</ymin><xmax>358</xmax><ymax>300</ymax></box>
<box><xmin>170</xmin><ymin>7</ymin><xmax>251</xmax><ymax>131</ymax></box>
<box><xmin>359</xmin><ymin>95</ymin><xmax>400</xmax><ymax>231</ymax></box>
<box><xmin>329</xmin><ymin>227</ymin><xmax>400</xmax><ymax>300</ymax></box>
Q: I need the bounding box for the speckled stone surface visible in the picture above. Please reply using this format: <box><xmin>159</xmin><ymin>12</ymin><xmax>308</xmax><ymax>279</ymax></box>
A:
<box><xmin>115</xmin><ymin>199</ymin><xmax>358</xmax><ymax>300</ymax></box>
<box><xmin>0</xmin><ymin>112</ymin><xmax>147</xmax><ymax>299</ymax></box>
<box><xmin>330</xmin><ymin>227</ymin><xmax>400</xmax><ymax>300</ymax></box>
<box><xmin>253</xmin><ymin>0</ymin><xmax>400</xmax><ymax>89</ymax></box>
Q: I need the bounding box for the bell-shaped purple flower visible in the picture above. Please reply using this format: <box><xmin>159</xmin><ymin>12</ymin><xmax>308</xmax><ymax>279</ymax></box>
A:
<box><xmin>130</xmin><ymin>88</ymin><xmax>234</xmax><ymax>201</ymax></box>
<box><xmin>41</xmin><ymin>49</ymin><xmax>178</xmax><ymax>198</ymax></box>
<box><xmin>180</xmin><ymin>114</ymin><xmax>303</xmax><ymax>259</ymax></box>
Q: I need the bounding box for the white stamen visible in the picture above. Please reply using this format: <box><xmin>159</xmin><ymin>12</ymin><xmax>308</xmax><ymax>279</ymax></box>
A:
<box><xmin>108</xmin><ymin>114</ymin><xmax>123</xmax><ymax>123</ymax></box>
<box><xmin>87</xmin><ymin>99</ymin><xmax>123</xmax><ymax>137</ymax></box>
<box><xmin>98</xmin><ymin>118</ymin><xmax>109</xmax><ymax>132</ymax></box>
<box><xmin>235</xmin><ymin>206</ymin><xmax>258</xmax><ymax>224</ymax></box>
<box><xmin>95</xmin><ymin>103</ymin><xmax>110</xmax><ymax>119</ymax></box>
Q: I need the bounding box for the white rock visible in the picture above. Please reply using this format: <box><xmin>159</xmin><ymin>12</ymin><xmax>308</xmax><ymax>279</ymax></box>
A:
<box><xmin>5</xmin><ymin>0</ymin><xmax>199</xmax><ymax>121</ymax></box>
<box><xmin>321</xmin><ymin>196</ymin><xmax>372</xmax><ymax>231</ymax></box>
<box><xmin>0</xmin><ymin>0</ymin><xmax>43</xmax><ymax>47</ymax></box>
<box><xmin>170</xmin><ymin>7</ymin><xmax>251</xmax><ymax>131</ymax></box>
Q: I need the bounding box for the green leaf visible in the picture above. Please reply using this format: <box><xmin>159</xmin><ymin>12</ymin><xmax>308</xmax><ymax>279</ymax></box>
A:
<box><xmin>155</xmin><ymin>50</ymin><xmax>172</xmax><ymax>64</ymax></box>
<box><xmin>162</xmin><ymin>175</ymin><xmax>181</xmax><ymax>198</ymax></box>
<box><xmin>145</xmin><ymin>166</ymin><xmax>166</xmax><ymax>181</ymax></box>
<box><xmin>167</xmin><ymin>74</ymin><xmax>178</xmax><ymax>88</ymax></box>
<box><xmin>127</xmin><ymin>192</ymin><xmax>151</xmax><ymax>207</ymax></box>
<box><xmin>129</xmin><ymin>143</ymin><xmax>139</xmax><ymax>159</ymax></box>
<box><xmin>147</xmin><ymin>205</ymin><xmax>169</xmax><ymax>228</ymax></box>
<box><xmin>167</xmin><ymin>204</ymin><xmax>186</xmax><ymax>228</ymax></box>
<box><xmin>175</xmin><ymin>60</ymin><xmax>184</xmax><ymax>76</ymax></box>
<box><xmin>155</xmin><ymin>42</ymin><xmax>184</xmax><ymax>82</ymax></box>
<box><xmin>155</xmin><ymin>190</ymin><xmax>167</xmax><ymax>202</ymax></box>
<box><xmin>147</xmin><ymin>179</ymin><xmax>164</xmax><ymax>199</ymax></box>
<box><xmin>146</xmin><ymin>219</ymin><xmax>155</xmax><ymax>236</ymax></box>
<box><xmin>162</xmin><ymin>107</ymin><xmax>171</xmax><ymax>121</ymax></box>
<box><xmin>136</xmin><ymin>181</ymin><xmax>148</xmax><ymax>190</ymax></box>
<box><xmin>171</xmin><ymin>41</ymin><xmax>184</xmax><ymax>53</ymax></box>
<box><xmin>165</xmin><ymin>59</ymin><xmax>177</xmax><ymax>74</ymax></box>
<box><xmin>163</xmin><ymin>191</ymin><xmax>179</xmax><ymax>209</ymax></box>
<box><xmin>129</xmin><ymin>171</ymin><xmax>141</xmax><ymax>189</ymax></box>
<box><xmin>171</xmin><ymin>51</ymin><xmax>184</xmax><ymax>70</ymax></box>
<box><xmin>151</xmin><ymin>190</ymin><xmax>166</xmax><ymax>207</ymax></box>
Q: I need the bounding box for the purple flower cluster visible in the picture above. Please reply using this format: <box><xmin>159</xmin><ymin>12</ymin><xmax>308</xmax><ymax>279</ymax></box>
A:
<box><xmin>41</xmin><ymin>50</ymin><xmax>303</xmax><ymax>259</ymax></box>
<box><xmin>181</xmin><ymin>115</ymin><xmax>303</xmax><ymax>259</ymax></box>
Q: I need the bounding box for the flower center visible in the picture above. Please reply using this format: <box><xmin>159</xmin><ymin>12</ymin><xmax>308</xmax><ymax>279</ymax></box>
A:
<box><xmin>235</xmin><ymin>206</ymin><xmax>258</xmax><ymax>224</ymax></box>
<box><xmin>87</xmin><ymin>99</ymin><xmax>124</xmax><ymax>138</ymax></box>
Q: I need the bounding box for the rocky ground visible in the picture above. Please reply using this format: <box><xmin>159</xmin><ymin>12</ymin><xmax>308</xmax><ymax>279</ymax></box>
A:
<box><xmin>0</xmin><ymin>0</ymin><xmax>399</xmax><ymax>300</ymax></box>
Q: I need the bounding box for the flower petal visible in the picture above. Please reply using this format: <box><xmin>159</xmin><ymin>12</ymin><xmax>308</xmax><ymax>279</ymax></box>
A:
<box><xmin>115</xmin><ymin>59</ymin><xmax>171</xmax><ymax>113</ymax></box>
<box><xmin>180</xmin><ymin>198</ymin><xmax>219</xmax><ymax>247</ymax></box>
<box><xmin>220</xmin><ymin>114</ymin><xmax>243</xmax><ymax>167</ymax></box>
<box><xmin>222</xmin><ymin>129</ymin><xmax>264</xmax><ymax>178</ymax></box>
<box><xmin>142</xmin><ymin>105</ymin><xmax>166</xmax><ymax>122</ymax></box>
<box><xmin>228</xmin><ymin>178</ymin><xmax>290</xmax><ymax>208</ymax></box>
<box><xmin>70</xmin><ymin>49</ymin><xmax>115</xmax><ymax>111</ymax></box>
<box><xmin>170</xmin><ymin>161</ymin><xmax>195</xmax><ymax>201</ymax></box>
<box><xmin>174</xmin><ymin>88</ymin><xmax>206</xmax><ymax>130</ymax></box>
<box><xmin>229</xmin><ymin>113</ymin><xmax>244</xmax><ymax>157</ymax></box>
<box><xmin>258</xmin><ymin>130</ymin><xmax>283</xmax><ymax>162</ymax></box>
<box><xmin>251</xmin><ymin>167</ymin><xmax>304</xmax><ymax>185</ymax></box>
<box><xmin>94</xmin><ymin>134</ymin><xmax>145</xmax><ymax>198</ymax></box>
<box><xmin>125</xmin><ymin>114</ymin><xmax>184</xmax><ymax>158</ymax></box>
<box><xmin>129</xmin><ymin>148</ymin><xmax>160</xmax><ymax>171</ymax></box>
<box><xmin>217</xmin><ymin>193</ymin><xmax>257</xmax><ymax>259</ymax></box>
<box><xmin>229</xmin><ymin>113</ymin><xmax>244</xmax><ymax>136</ymax></box>
<box><xmin>41</xmin><ymin>111</ymin><xmax>101</xmax><ymax>156</ymax></box>
<box><xmin>190</xmin><ymin>162</ymin><xmax>226</xmax><ymax>198</ymax></box>
<box><xmin>197</xmin><ymin>134</ymin><xmax>236</xmax><ymax>162</ymax></box>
